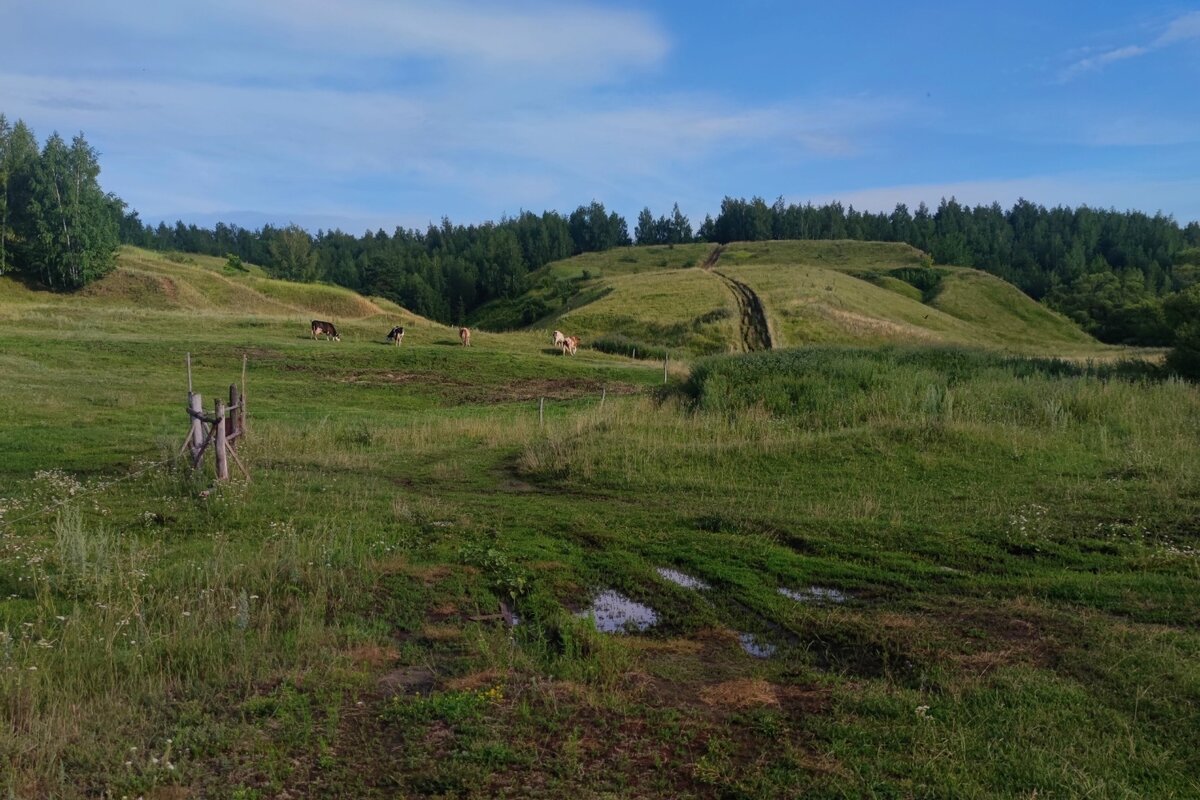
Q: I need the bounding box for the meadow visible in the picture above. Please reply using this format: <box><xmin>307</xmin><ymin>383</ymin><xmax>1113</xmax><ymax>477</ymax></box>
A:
<box><xmin>1</xmin><ymin>248</ymin><xmax>1198</xmax><ymax>799</ymax></box>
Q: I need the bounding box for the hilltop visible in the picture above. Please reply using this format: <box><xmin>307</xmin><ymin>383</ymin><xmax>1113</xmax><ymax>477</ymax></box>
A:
<box><xmin>473</xmin><ymin>240</ymin><xmax>1113</xmax><ymax>358</ymax></box>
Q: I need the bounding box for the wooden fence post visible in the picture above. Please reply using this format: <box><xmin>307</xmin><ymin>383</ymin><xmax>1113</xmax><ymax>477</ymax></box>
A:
<box><xmin>240</xmin><ymin>354</ymin><xmax>248</xmax><ymax>433</ymax></box>
<box><xmin>189</xmin><ymin>392</ymin><xmax>205</xmax><ymax>463</ymax></box>
<box><xmin>215</xmin><ymin>399</ymin><xmax>229</xmax><ymax>480</ymax></box>
<box><xmin>663</xmin><ymin>354</ymin><xmax>669</xmax><ymax>385</ymax></box>
<box><xmin>228</xmin><ymin>384</ymin><xmax>241</xmax><ymax>447</ymax></box>
<box><xmin>539</xmin><ymin>397</ymin><xmax>545</xmax><ymax>429</ymax></box>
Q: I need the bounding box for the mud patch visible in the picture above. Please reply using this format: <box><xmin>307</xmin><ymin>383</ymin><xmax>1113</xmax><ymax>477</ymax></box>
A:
<box><xmin>779</xmin><ymin>586</ymin><xmax>848</xmax><ymax>604</ymax></box>
<box><xmin>579</xmin><ymin>590</ymin><xmax>658</xmax><ymax>633</ymax></box>
<box><xmin>656</xmin><ymin>567</ymin><xmax>710</xmax><ymax>590</ymax></box>
<box><xmin>378</xmin><ymin>665</ymin><xmax>436</xmax><ymax>697</ymax></box>
<box><xmin>738</xmin><ymin>633</ymin><xmax>777</xmax><ymax>659</ymax></box>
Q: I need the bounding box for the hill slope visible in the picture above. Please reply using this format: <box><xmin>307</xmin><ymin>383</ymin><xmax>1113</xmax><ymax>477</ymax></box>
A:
<box><xmin>474</xmin><ymin>240</ymin><xmax>1107</xmax><ymax>357</ymax></box>
<box><xmin>0</xmin><ymin>246</ymin><xmax>440</xmax><ymax>336</ymax></box>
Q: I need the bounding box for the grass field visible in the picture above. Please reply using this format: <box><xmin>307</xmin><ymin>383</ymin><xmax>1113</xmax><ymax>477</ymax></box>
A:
<box><xmin>475</xmin><ymin>240</ymin><xmax>1133</xmax><ymax>363</ymax></box>
<box><xmin>2</xmin><ymin>248</ymin><xmax>1198</xmax><ymax>799</ymax></box>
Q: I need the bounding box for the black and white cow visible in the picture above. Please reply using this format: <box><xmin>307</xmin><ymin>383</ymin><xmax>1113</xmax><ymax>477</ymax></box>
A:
<box><xmin>387</xmin><ymin>326</ymin><xmax>405</xmax><ymax>346</ymax></box>
<box><xmin>311</xmin><ymin>320</ymin><xmax>340</xmax><ymax>341</ymax></box>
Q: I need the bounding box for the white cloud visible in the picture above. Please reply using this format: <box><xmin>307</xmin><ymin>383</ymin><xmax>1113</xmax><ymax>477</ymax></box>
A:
<box><xmin>1155</xmin><ymin>10</ymin><xmax>1200</xmax><ymax>45</ymax></box>
<box><xmin>3</xmin><ymin>1</ymin><xmax>668</xmax><ymax>86</ymax></box>
<box><xmin>1060</xmin><ymin>10</ymin><xmax>1200</xmax><ymax>81</ymax></box>
<box><xmin>233</xmin><ymin>0</ymin><xmax>669</xmax><ymax>78</ymax></box>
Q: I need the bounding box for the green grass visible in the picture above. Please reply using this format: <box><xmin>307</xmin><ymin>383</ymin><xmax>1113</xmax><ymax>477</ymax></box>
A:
<box><xmin>474</xmin><ymin>239</ymin><xmax>1125</xmax><ymax>362</ymax></box>
<box><xmin>1</xmin><ymin>250</ymin><xmax>1198</xmax><ymax>798</ymax></box>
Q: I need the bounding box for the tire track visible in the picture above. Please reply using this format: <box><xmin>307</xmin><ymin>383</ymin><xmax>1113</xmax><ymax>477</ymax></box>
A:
<box><xmin>702</xmin><ymin>245</ymin><xmax>773</xmax><ymax>351</ymax></box>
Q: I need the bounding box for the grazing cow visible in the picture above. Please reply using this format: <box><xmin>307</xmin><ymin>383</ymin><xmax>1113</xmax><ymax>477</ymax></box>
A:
<box><xmin>562</xmin><ymin>335</ymin><xmax>580</xmax><ymax>356</ymax></box>
<box><xmin>311</xmin><ymin>319</ymin><xmax>340</xmax><ymax>341</ymax></box>
<box><xmin>553</xmin><ymin>330</ymin><xmax>566</xmax><ymax>348</ymax></box>
<box><xmin>386</xmin><ymin>326</ymin><xmax>405</xmax><ymax>346</ymax></box>
<box><xmin>459</xmin><ymin>327</ymin><xmax>471</xmax><ymax>347</ymax></box>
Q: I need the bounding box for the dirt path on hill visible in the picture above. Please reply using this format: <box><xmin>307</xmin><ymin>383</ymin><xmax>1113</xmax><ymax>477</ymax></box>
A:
<box><xmin>702</xmin><ymin>245</ymin><xmax>773</xmax><ymax>351</ymax></box>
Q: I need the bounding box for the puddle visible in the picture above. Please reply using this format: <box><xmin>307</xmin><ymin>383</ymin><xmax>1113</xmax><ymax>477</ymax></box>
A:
<box><xmin>579</xmin><ymin>590</ymin><xmax>658</xmax><ymax>634</ymax></box>
<box><xmin>779</xmin><ymin>586</ymin><xmax>848</xmax><ymax>604</ymax></box>
<box><xmin>738</xmin><ymin>633</ymin><xmax>777</xmax><ymax>659</ymax></box>
<box><xmin>656</xmin><ymin>567</ymin><xmax>710</xmax><ymax>591</ymax></box>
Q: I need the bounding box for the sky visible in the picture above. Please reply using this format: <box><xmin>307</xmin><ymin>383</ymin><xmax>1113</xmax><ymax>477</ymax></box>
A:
<box><xmin>3</xmin><ymin>1</ymin><xmax>1199</xmax><ymax>233</ymax></box>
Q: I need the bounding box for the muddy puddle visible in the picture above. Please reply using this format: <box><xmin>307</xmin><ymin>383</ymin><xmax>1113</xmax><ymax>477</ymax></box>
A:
<box><xmin>738</xmin><ymin>633</ymin><xmax>777</xmax><ymax>659</ymax></box>
<box><xmin>579</xmin><ymin>590</ymin><xmax>658</xmax><ymax>633</ymax></box>
<box><xmin>779</xmin><ymin>586</ymin><xmax>848</xmax><ymax>604</ymax></box>
<box><xmin>656</xmin><ymin>567</ymin><xmax>710</xmax><ymax>590</ymax></box>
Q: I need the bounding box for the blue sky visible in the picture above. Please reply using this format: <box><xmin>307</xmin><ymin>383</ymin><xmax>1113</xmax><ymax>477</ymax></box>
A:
<box><xmin>4</xmin><ymin>1</ymin><xmax>1199</xmax><ymax>233</ymax></box>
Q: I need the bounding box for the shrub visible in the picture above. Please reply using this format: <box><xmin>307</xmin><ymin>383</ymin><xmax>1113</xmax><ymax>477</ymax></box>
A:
<box><xmin>1166</xmin><ymin>322</ymin><xmax>1200</xmax><ymax>381</ymax></box>
<box><xmin>590</xmin><ymin>334</ymin><xmax>668</xmax><ymax>361</ymax></box>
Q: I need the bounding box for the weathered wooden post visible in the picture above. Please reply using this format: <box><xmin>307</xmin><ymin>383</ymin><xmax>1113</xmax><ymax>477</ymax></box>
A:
<box><xmin>240</xmin><ymin>353</ymin><xmax>248</xmax><ymax>433</ymax></box>
<box><xmin>663</xmin><ymin>354</ymin><xmax>669</xmax><ymax>385</ymax></box>
<box><xmin>539</xmin><ymin>397</ymin><xmax>545</xmax><ymax>429</ymax></box>
<box><xmin>228</xmin><ymin>383</ymin><xmax>241</xmax><ymax>447</ymax></box>
<box><xmin>189</xmin><ymin>392</ymin><xmax>205</xmax><ymax>463</ymax></box>
<box><xmin>214</xmin><ymin>398</ymin><xmax>229</xmax><ymax>480</ymax></box>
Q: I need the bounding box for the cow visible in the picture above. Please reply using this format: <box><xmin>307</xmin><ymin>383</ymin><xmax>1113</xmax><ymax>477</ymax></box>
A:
<box><xmin>311</xmin><ymin>320</ymin><xmax>340</xmax><ymax>341</ymax></box>
<box><xmin>386</xmin><ymin>326</ymin><xmax>405</xmax><ymax>346</ymax></box>
<box><xmin>562</xmin><ymin>335</ymin><xmax>580</xmax><ymax>356</ymax></box>
<box><xmin>553</xmin><ymin>330</ymin><xmax>566</xmax><ymax>348</ymax></box>
<box><xmin>459</xmin><ymin>327</ymin><xmax>471</xmax><ymax>347</ymax></box>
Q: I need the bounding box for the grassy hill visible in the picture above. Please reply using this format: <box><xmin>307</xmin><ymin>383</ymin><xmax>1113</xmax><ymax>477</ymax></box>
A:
<box><xmin>0</xmin><ymin>246</ymin><xmax>450</xmax><ymax>341</ymax></box>
<box><xmin>474</xmin><ymin>240</ymin><xmax>1113</xmax><ymax>359</ymax></box>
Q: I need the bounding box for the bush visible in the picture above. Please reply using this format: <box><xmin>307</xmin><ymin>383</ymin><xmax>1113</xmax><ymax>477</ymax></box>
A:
<box><xmin>590</xmin><ymin>334</ymin><xmax>668</xmax><ymax>361</ymax></box>
<box><xmin>1166</xmin><ymin>322</ymin><xmax>1200</xmax><ymax>381</ymax></box>
<box><xmin>681</xmin><ymin>346</ymin><xmax>1161</xmax><ymax>422</ymax></box>
<box><xmin>225</xmin><ymin>253</ymin><xmax>246</xmax><ymax>271</ymax></box>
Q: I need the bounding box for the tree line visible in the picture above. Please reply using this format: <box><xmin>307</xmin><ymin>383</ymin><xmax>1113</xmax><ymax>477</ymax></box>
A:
<box><xmin>0</xmin><ymin>115</ymin><xmax>122</xmax><ymax>288</ymax></box>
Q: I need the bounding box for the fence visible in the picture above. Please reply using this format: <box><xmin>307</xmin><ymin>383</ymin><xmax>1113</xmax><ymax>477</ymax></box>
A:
<box><xmin>181</xmin><ymin>353</ymin><xmax>249</xmax><ymax>481</ymax></box>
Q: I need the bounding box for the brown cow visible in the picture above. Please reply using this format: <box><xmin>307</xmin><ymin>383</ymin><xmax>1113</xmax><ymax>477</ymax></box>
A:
<box><xmin>459</xmin><ymin>327</ymin><xmax>471</xmax><ymax>347</ymax></box>
<box><xmin>311</xmin><ymin>320</ymin><xmax>340</xmax><ymax>341</ymax></box>
<box><xmin>562</xmin><ymin>335</ymin><xmax>580</xmax><ymax>356</ymax></box>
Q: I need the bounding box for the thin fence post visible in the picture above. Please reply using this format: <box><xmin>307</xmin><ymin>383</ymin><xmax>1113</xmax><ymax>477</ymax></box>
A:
<box><xmin>215</xmin><ymin>399</ymin><xmax>229</xmax><ymax>480</ymax></box>
<box><xmin>600</xmin><ymin>387</ymin><xmax>606</xmax><ymax>410</ymax></box>
<box><xmin>663</xmin><ymin>354</ymin><xmax>669</xmax><ymax>385</ymax></box>
<box><xmin>189</xmin><ymin>392</ymin><xmax>204</xmax><ymax>463</ymax></box>
<box><xmin>241</xmin><ymin>353</ymin><xmax>248</xmax><ymax>433</ymax></box>
<box><xmin>539</xmin><ymin>397</ymin><xmax>545</xmax><ymax>429</ymax></box>
<box><xmin>186</xmin><ymin>352</ymin><xmax>193</xmax><ymax>395</ymax></box>
<box><xmin>228</xmin><ymin>383</ymin><xmax>241</xmax><ymax>447</ymax></box>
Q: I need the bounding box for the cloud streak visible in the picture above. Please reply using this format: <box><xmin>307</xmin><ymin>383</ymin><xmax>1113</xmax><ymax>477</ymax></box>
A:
<box><xmin>1060</xmin><ymin>10</ymin><xmax>1200</xmax><ymax>81</ymax></box>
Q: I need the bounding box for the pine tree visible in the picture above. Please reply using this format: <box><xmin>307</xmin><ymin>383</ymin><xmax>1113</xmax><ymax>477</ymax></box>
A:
<box><xmin>634</xmin><ymin>207</ymin><xmax>656</xmax><ymax>245</ymax></box>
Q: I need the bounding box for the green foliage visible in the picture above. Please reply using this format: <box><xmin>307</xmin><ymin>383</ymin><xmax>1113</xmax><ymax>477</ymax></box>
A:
<box><xmin>1046</xmin><ymin>272</ymin><xmax>1173</xmax><ymax>345</ymax></box>
<box><xmin>224</xmin><ymin>252</ymin><xmax>245</xmax><ymax>271</ymax></box>
<box><xmin>635</xmin><ymin>203</ymin><xmax>693</xmax><ymax>245</ymax></box>
<box><xmin>267</xmin><ymin>224</ymin><xmax>318</xmax><ymax>282</ymax></box>
<box><xmin>0</xmin><ymin>123</ymin><xmax>119</xmax><ymax>289</ymax></box>
<box><xmin>1166</xmin><ymin>322</ymin><xmax>1200</xmax><ymax>380</ymax></box>
<box><xmin>590</xmin><ymin>333</ymin><xmax>668</xmax><ymax>360</ymax></box>
<box><xmin>682</xmin><ymin>346</ymin><xmax>1158</xmax><ymax>420</ymax></box>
